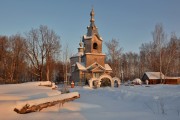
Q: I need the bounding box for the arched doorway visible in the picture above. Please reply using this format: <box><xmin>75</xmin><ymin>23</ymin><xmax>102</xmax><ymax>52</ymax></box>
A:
<box><xmin>89</xmin><ymin>78</ymin><xmax>99</xmax><ymax>88</ymax></box>
<box><xmin>99</xmin><ymin>75</ymin><xmax>114</xmax><ymax>87</ymax></box>
<box><xmin>114</xmin><ymin>80</ymin><xmax>118</xmax><ymax>87</ymax></box>
<box><xmin>89</xmin><ymin>75</ymin><xmax>114</xmax><ymax>88</ymax></box>
<box><xmin>100</xmin><ymin>78</ymin><xmax>111</xmax><ymax>87</ymax></box>
<box><xmin>113</xmin><ymin>77</ymin><xmax>121</xmax><ymax>87</ymax></box>
<box><xmin>93</xmin><ymin>80</ymin><xmax>99</xmax><ymax>88</ymax></box>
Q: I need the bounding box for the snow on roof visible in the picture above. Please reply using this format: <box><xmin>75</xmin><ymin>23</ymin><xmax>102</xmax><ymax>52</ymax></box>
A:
<box><xmin>83</xmin><ymin>35</ymin><xmax>92</xmax><ymax>39</ymax></box>
<box><xmin>71</xmin><ymin>52</ymin><xmax>84</xmax><ymax>58</ymax></box>
<box><xmin>105</xmin><ymin>64</ymin><xmax>112</xmax><ymax>71</ymax></box>
<box><xmin>76</xmin><ymin>62</ymin><xmax>112</xmax><ymax>72</ymax></box>
<box><xmin>86</xmin><ymin>62</ymin><xmax>105</xmax><ymax>70</ymax></box>
<box><xmin>83</xmin><ymin>35</ymin><xmax>103</xmax><ymax>41</ymax></box>
<box><xmin>72</xmin><ymin>64</ymin><xmax>75</xmax><ymax>67</ymax></box>
<box><xmin>76</xmin><ymin>62</ymin><xmax>86</xmax><ymax>71</ymax></box>
<box><xmin>145</xmin><ymin>72</ymin><xmax>165</xmax><ymax>79</ymax></box>
<box><xmin>85</xmin><ymin>53</ymin><xmax>106</xmax><ymax>55</ymax></box>
<box><xmin>165</xmin><ymin>76</ymin><xmax>180</xmax><ymax>79</ymax></box>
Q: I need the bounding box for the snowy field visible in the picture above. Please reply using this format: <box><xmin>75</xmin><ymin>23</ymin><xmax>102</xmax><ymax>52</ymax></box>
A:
<box><xmin>0</xmin><ymin>82</ymin><xmax>180</xmax><ymax>120</ymax></box>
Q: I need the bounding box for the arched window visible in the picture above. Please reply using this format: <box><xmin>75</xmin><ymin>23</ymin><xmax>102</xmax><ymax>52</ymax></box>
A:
<box><xmin>93</xmin><ymin>43</ymin><xmax>98</xmax><ymax>49</ymax></box>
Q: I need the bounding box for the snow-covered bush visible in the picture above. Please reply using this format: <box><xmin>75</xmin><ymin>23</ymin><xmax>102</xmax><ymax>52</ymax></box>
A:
<box><xmin>132</xmin><ymin>78</ymin><xmax>142</xmax><ymax>85</ymax></box>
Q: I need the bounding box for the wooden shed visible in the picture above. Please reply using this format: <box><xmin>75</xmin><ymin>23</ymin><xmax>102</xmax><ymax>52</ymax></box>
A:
<box><xmin>141</xmin><ymin>72</ymin><xmax>165</xmax><ymax>84</ymax></box>
<box><xmin>142</xmin><ymin>72</ymin><xmax>180</xmax><ymax>85</ymax></box>
<box><xmin>164</xmin><ymin>77</ymin><xmax>180</xmax><ymax>84</ymax></box>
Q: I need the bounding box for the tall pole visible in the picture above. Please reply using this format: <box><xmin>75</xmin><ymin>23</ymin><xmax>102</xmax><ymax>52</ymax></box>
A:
<box><xmin>121</xmin><ymin>60</ymin><xmax>124</xmax><ymax>83</ymax></box>
<box><xmin>159</xmin><ymin>35</ymin><xmax>162</xmax><ymax>83</ymax></box>
<box><xmin>65</xmin><ymin>45</ymin><xmax>68</xmax><ymax>85</ymax></box>
<box><xmin>63</xmin><ymin>45</ymin><xmax>68</xmax><ymax>92</ymax></box>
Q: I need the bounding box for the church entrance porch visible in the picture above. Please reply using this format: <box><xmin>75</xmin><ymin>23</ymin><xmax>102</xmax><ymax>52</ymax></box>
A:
<box><xmin>100</xmin><ymin>78</ymin><xmax>111</xmax><ymax>87</ymax></box>
<box><xmin>89</xmin><ymin>74</ymin><xmax>115</xmax><ymax>88</ymax></box>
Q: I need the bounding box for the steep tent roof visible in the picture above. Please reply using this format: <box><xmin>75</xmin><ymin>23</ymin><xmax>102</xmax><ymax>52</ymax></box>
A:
<box><xmin>85</xmin><ymin>8</ymin><xmax>102</xmax><ymax>41</ymax></box>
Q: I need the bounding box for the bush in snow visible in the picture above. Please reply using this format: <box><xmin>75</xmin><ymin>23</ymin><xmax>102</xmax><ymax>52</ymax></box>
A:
<box><xmin>132</xmin><ymin>78</ymin><xmax>142</xmax><ymax>85</ymax></box>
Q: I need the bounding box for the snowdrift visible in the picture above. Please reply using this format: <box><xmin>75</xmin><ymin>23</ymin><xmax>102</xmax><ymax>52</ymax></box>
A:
<box><xmin>39</xmin><ymin>81</ymin><xmax>58</xmax><ymax>89</ymax></box>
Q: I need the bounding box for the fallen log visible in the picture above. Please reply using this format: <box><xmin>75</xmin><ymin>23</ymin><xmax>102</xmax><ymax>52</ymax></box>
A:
<box><xmin>14</xmin><ymin>92</ymin><xmax>80</xmax><ymax>114</ymax></box>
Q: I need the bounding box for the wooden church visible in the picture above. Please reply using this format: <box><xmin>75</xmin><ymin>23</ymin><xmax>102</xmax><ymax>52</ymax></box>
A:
<box><xmin>70</xmin><ymin>9</ymin><xmax>120</xmax><ymax>88</ymax></box>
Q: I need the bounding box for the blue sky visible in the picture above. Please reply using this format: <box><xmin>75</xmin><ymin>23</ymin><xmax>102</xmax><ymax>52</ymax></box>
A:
<box><xmin>0</xmin><ymin>0</ymin><xmax>180</xmax><ymax>55</ymax></box>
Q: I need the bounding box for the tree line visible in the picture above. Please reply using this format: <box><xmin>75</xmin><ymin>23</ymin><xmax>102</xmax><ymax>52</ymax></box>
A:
<box><xmin>105</xmin><ymin>24</ymin><xmax>180</xmax><ymax>82</ymax></box>
<box><xmin>0</xmin><ymin>25</ymin><xmax>66</xmax><ymax>84</ymax></box>
<box><xmin>0</xmin><ymin>24</ymin><xmax>179</xmax><ymax>84</ymax></box>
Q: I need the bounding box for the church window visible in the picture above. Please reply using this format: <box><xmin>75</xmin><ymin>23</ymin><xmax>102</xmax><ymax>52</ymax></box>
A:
<box><xmin>93</xmin><ymin>73</ymin><xmax>100</xmax><ymax>78</ymax></box>
<box><xmin>93</xmin><ymin>43</ymin><xmax>98</xmax><ymax>49</ymax></box>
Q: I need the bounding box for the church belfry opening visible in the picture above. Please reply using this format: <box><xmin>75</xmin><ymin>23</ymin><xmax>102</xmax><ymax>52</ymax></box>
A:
<box><xmin>93</xmin><ymin>42</ymin><xmax>98</xmax><ymax>49</ymax></box>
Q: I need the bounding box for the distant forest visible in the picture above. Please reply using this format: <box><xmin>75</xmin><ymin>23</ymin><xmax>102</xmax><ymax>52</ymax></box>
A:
<box><xmin>0</xmin><ymin>24</ymin><xmax>179</xmax><ymax>84</ymax></box>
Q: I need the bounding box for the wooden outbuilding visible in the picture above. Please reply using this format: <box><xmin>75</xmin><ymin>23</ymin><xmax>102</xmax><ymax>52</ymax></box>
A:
<box><xmin>142</xmin><ymin>72</ymin><xmax>180</xmax><ymax>84</ymax></box>
<box><xmin>164</xmin><ymin>77</ymin><xmax>180</xmax><ymax>84</ymax></box>
<box><xmin>142</xmin><ymin>72</ymin><xmax>165</xmax><ymax>84</ymax></box>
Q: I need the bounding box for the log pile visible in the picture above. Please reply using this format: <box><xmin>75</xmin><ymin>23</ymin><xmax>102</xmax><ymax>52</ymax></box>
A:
<box><xmin>14</xmin><ymin>93</ymin><xmax>80</xmax><ymax>114</ymax></box>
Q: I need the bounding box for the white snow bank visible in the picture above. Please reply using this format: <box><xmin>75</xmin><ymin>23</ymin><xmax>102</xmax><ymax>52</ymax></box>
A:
<box><xmin>83</xmin><ymin>86</ymin><xmax>92</xmax><ymax>89</ymax></box>
<box><xmin>39</xmin><ymin>81</ymin><xmax>58</xmax><ymax>89</ymax></box>
<box><xmin>1</xmin><ymin>82</ymin><xmax>180</xmax><ymax>120</ymax></box>
<box><xmin>39</xmin><ymin>81</ymin><xmax>52</xmax><ymax>86</ymax></box>
<box><xmin>15</xmin><ymin>92</ymin><xmax>79</xmax><ymax>110</ymax></box>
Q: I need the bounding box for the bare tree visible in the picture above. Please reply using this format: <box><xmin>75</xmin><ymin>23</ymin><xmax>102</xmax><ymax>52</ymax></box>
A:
<box><xmin>0</xmin><ymin>35</ymin><xmax>27</xmax><ymax>83</ymax></box>
<box><xmin>0</xmin><ymin>36</ymin><xmax>9</xmax><ymax>83</ymax></box>
<box><xmin>121</xmin><ymin>52</ymin><xmax>140</xmax><ymax>81</ymax></box>
<box><xmin>152</xmin><ymin>23</ymin><xmax>166</xmax><ymax>83</ymax></box>
<box><xmin>25</xmin><ymin>25</ymin><xmax>61</xmax><ymax>82</ymax></box>
<box><xmin>139</xmin><ymin>42</ymin><xmax>159</xmax><ymax>72</ymax></box>
<box><xmin>105</xmin><ymin>39</ymin><xmax>123</xmax><ymax>77</ymax></box>
<box><xmin>8</xmin><ymin>35</ymin><xmax>26</xmax><ymax>83</ymax></box>
<box><xmin>139</xmin><ymin>24</ymin><xmax>180</xmax><ymax>78</ymax></box>
<box><xmin>25</xmin><ymin>28</ymin><xmax>45</xmax><ymax>81</ymax></box>
<box><xmin>40</xmin><ymin>25</ymin><xmax>61</xmax><ymax>82</ymax></box>
<box><xmin>163</xmin><ymin>33</ymin><xmax>177</xmax><ymax>76</ymax></box>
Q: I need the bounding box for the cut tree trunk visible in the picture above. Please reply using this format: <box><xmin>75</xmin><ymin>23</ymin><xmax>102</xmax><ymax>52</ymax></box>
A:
<box><xmin>14</xmin><ymin>93</ymin><xmax>80</xmax><ymax>114</ymax></box>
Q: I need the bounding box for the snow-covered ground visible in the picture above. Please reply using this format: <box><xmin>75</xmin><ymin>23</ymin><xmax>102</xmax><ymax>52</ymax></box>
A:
<box><xmin>0</xmin><ymin>82</ymin><xmax>180</xmax><ymax>120</ymax></box>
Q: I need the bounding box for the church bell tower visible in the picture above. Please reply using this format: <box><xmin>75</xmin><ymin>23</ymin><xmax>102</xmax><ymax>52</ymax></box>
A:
<box><xmin>70</xmin><ymin>8</ymin><xmax>113</xmax><ymax>86</ymax></box>
<box><xmin>82</xmin><ymin>8</ymin><xmax>105</xmax><ymax>67</ymax></box>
